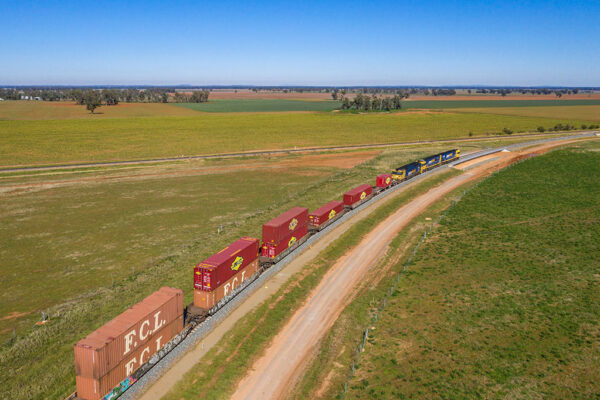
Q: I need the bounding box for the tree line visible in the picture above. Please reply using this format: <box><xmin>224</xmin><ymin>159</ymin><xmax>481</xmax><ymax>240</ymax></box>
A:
<box><xmin>339</xmin><ymin>93</ymin><xmax>408</xmax><ymax>111</ymax></box>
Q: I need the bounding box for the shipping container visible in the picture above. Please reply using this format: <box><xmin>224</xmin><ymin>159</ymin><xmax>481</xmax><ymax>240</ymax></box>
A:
<box><xmin>343</xmin><ymin>184</ymin><xmax>373</xmax><ymax>207</ymax></box>
<box><xmin>76</xmin><ymin>315</ymin><xmax>183</xmax><ymax>400</ymax></box>
<box><xmin>309</xmin><ymin>200</ymin><xmax>344</xmax><ymax>227</ymax></box>
<box><xmin>392</xmin><ymin>161</ymin><xmax>422</xmax><ymax>181</ymax></box>
<box><xmin>262</xmin><ymin>207</ymin><xmax>309</xmax><ymax>244</ymax></box>
<box><xmin>261</xmin><ymin>223</ymin><xmax>308</xmax><ymax>258</ymax></box>
<box><xmin>193</xmin><ymin>259</ymin><xmax>259</xmax><ymax>309</ymax></box>
<box><xmin>193</xmin><ymin>237</ymin><xmax>259</xmax><ymax>293</ymax></box>
<box><xmin>376</xmin><ymin>174</ymin><xmax>393</xmax><ymax>188</ymax></box>
<box><xmin>74</xmin><ymin>287</ymin><xmax>183</xmax><ymax>379</ymax></box>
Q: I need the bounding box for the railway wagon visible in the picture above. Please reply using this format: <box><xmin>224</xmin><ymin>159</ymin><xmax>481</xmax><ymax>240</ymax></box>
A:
<box><xmin>71</xmin><ymin>148</ymin><xmax>461</xmax><ymax>400</ymax></box>
<box><xmin>74</xmin><ymin>287</ymin><xmax>184</xmax><ymax>400</ymax></box>
<box><xmin>262</xmin><ymin>207</ymin><xmax>309</xmax><ymax>244</ymax></box>
<box><xmin>193</xmin><ymin>237</ymin><xmax>260</xmax><ymax>310</ymax></box>
<box><xmin>308</xmin><ymin>200</ymin><xmax>344</xmax><ymax>231</ymax></box>
<box><xmin>392</xmin><ymin>161</ymin><xmax>421</xmax><ymax>181</ymax></box>
<box><xmin>344</xmin><ymin>184</ymin><xmax>374</xmax><ymax>209</ymax></box>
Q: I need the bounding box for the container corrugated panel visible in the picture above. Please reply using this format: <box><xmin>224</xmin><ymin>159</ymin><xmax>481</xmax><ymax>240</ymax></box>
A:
<box><xmin>343</xmin><ymin>184</ymin><xmax>373</xmax><ymax>206</ymax></box>
<box><xmin>193</xmin><ymin>259</ymin><xmax>259</xmax><ymax>309</ymax></box>
<box><xmin>309</xmin><ymin>201</ymin><xmax>343</xmax><ymax>227</ymax></box>
<box><xmin>76</xmin><ymin>315</ymin><xmax>183</xmax><ymax>400</ymax></box>
<box><xmin>262</xmin><ymin>224</ymin><xmax>308</xmax><ymax>258</ymax></box>
<box><xmin>74</xmin><ymin>287</ymin><xmax>183</xmax><ymax>379</ymax></box>
<box><xmin>193</xmin><ymin>237</ymin><xmax>259</xmax><ymax>292</ymax></box>
<box><xmin>376</xmin><ymin>174</ymin><xmax>393</xmax><ymax>188</ymax></box>
<box><xmin>262</xmin><ymin>207</ymin><xmax>309</xmax><ymax>244</ymax></box>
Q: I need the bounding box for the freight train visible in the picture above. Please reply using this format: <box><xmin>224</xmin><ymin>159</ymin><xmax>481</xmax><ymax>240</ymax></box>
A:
<box><xmin>72</xmin><ymin>148</ymin><xmax>460</xmax><ymax>400</ymax></box>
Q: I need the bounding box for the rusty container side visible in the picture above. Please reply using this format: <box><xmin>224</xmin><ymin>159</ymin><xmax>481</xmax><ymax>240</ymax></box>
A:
<box><xmin>193</xmin><ymin>237</ymin><xmax>259</xmax><ymax>292</ymax></box>
<box><xmin>376</xmin><ymin>174</ymin><xmax>393</xmax><ymax>188</ymax></box>
<box><xmin>343</xmin><ymin>184</ymin><xmax>373</xmax><ymax>206</ymax></box>
<box><xmin>261</xmin><ymin>223</ymin><xmax>308</xmax><ymax>258</ymax></box>
<box><xmin>74</xmin><ymin>287</ymin><xmax>183</xmax><ymax>378</ymax></box>
<box><xmin>262</xmin><ymin>207</ymin><xmax>309</xmax><ymax>244</ymax></box>
<box><xmin>193</xmin><ymin>259</ymin><xmax>259</xmax><ymax>309</ymax></box>
<box><xmin>76</xmin><ymin>315</ymin><xmax>183</xmax><ymax>400</ymax></box>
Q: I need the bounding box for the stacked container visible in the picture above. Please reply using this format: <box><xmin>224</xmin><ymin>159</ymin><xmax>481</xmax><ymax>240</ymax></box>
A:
<box><xmin>193</xmin><ymin>237</ymin><xmax>259</xmax><ymax>309</ymax></box>
<box><xmin>261</xmin><ymin>207</ymin><xmax>309</xmax><ymax>260</ymax></box>
<box><xmin>74</xmin><ymin>287</ymin><xmax>184</xmax><ymax>400</ymax></box>
<box><xmin>376</xmin><ymin>174</ymin><xmax>393</xmax><ymax>188</ymax></box>
<box><xmin>343</xmin><ymin>184</ymin><xmax>373</xmax><ymax>208</ymax></box>
<box><xmin>309</xmin><ymin>200</ymin><xmax>344</xmax><ymax>230</ymax></box>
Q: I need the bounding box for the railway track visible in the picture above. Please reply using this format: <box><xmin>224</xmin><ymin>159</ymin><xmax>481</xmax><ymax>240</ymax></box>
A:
<box><xmin>2</xmin><ymin>131</ymin><xmax>594</xmax><ymax>173</ymax></box>
<box><xmin>67</xmin><ymin>132</ymin><xmax>597</xmax><ymax>400</ymax></box>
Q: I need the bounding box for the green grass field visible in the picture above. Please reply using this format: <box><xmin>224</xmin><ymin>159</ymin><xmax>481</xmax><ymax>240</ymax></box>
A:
<box><xmin>1</xmin><ymin>142</ymin><xmax>488</xmax><ymax>400</ymax></box>
<box><xmin>176</xmin><ymin>99</ymin><xmax>341</xmax><ymax>112</ymax></box>
<box><xmin>0</xmin><ymin>112</ymin><xmax>593</xmax><ymax>167</ymax></box>
<box><xmin>451</xmin><ymin>105</ymin><xmax>600</xmax><ymax>122</ymax></box>
<box><xmin>341</xmin><ymin>144</ymin><xmax>600</xmax><ymax>399</ymax></box>
<box><xmin>402</xmin><ymin>98</ymin><xmax>600</xmax><ymax>109</ymax></box>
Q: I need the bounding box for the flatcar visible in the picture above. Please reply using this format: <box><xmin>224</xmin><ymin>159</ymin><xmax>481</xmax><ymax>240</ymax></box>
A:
<box><xmin>72</xmin><ymin>148</ymin><xmax>460</xmax><ymax>400</ymax></box>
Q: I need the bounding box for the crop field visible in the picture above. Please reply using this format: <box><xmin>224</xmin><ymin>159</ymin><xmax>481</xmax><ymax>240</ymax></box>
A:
<box><xmin>2</xmin><ymin>141</ymin><xmax>506</xmax><ymax>400</ymax></box>
<box><xmin>402</xmin><ymin>98</ymin><xmax>600</xmax><ymax>109</ymax></box>
<box><xmin>340</xmin><ymin>143</ymin><xmax>600</xmax><ymax>399</ymax></box>
<box><xmin>1</xmin><ymin>111</ymin><xmax>593</xmax><ymax>167</ymax></box>
<box><xmin>451</xmin><ymin>105</ymin><xmax>600</xmax><ymax>122</ymax></box>
<box><xmin>0</xmin><ymin>100</ymin><xmax>200</xmax><ymax>120</ymax></box>
<box><xmin>176</xmin><ymin>99</ymin><xmax>341</xmax><ymax>112</ymax></box>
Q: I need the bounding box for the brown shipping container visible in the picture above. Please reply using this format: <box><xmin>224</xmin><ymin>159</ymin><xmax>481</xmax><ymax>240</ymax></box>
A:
<box><xmin>262</xmin><ymin>223</ymin><xmax>308</xmax><ymax>258</ymax></box>
<box><xmin>262</xmin><ymin>207</ymin><xmax>309</xmax><ymax>244</ymax></box>
<box><xmin>194</xmin><ymin>259</ymin><xmax>259</xmax><ymax>309</ymax></box>
<box><xmin>74</xmin><ymin>287</ymin><xmax>183</xmax><ymax>379</ymax></box>
<box><xmin>309</xmin><ymin>201</ymin><xmax>344</xmax><ymax>227</ymax></box>
<box><xmin>193</xmin><ymin>237</ymin><xmax>259</xmax><ymax>292</ymax></box>
<box><xmin>76</xmin><ymin>315</ymin><xmax>183</xmax><ymax>400</ymax></box>
<box><xmin>343</xmin><ymin>184</ymin><xmax>373</xmax><ymax>207</ymax></box>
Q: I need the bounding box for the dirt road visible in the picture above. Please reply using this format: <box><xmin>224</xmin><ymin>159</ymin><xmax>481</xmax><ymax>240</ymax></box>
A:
<box><xmin>229</xmin><ymin>138</ymin><xmax>593</xmax><ymax>400</ymax></box>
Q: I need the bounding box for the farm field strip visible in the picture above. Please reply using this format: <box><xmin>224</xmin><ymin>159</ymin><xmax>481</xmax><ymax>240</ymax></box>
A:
<box><xmin>402</xmin><ymin>98</ymin><xmax>600</xmax><ymax>109</ymax></box>
<box><xmin>1</xmin><ymin>130</ymin><xmax>588</xmax><ymax>173</ymax></box>
<box><xmin>1</xmin><ymin>112</ymin><xmax>595</xmax><ymax>167</ymax></box>
<box><xmin>175</xmin><ymin>99</ymin><xmax>341</xmax><ymax>112</ymax></box>
<box><xmin>449</xmin><ymin>105</ymin><xmax>600</xmax><ymax>122</ymax></box>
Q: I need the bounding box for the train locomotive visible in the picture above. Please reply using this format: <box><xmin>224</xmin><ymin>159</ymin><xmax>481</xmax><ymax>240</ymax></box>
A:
<box><xmin>72</xmin><ymin>148</ymin><xmax>459</xmax><ymax>400</ymax></box>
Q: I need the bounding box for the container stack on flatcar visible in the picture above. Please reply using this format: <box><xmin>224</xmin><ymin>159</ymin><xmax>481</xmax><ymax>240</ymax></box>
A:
<box><xmin>308</xmin><ymin>200</ymin><xmax>344</xmax><ymax>231</ymax></box>
<box><xmin>193</xmin><ymin>237</ymin><xmax>260</xmax><ymax>311</ymax></box>
<box><xmin>343</xmin><ymin>183</ymin><xmax>373</xmax><ymax>209</ymax></box>
<box><xmin>72</xmin><ymin>149</ymin><xmax>460</xmax><ymax>400</ymax></box>
<box><xmin>260</xmin><ymin>207</ymin><xmax>309</xmax><ymax>263</ymax></box>
<box><xmin>74</xmin><ymin>287</ymin><xmax>184</xmax><ymax>400</ymax></box>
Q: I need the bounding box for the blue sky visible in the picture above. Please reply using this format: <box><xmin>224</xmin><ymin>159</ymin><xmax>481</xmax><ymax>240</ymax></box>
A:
<box><xmin>1</xmin><ymin>0</ymin><xmax>599</xmax><ymax>86</ymax></box>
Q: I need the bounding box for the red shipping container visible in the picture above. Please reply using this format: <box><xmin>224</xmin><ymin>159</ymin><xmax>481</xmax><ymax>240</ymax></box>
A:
<box><xmin>376</xmin><ymin>174</ymin><xmax>393</xmax><ymax>188</ymax></box>
<box><xmin>309</xmin><ymin>200</ymin><xmax>344</xmax><ymax>227</ymax></box>
<box><xmin>76</xmin><ymin>315</ymin><xmax>183</xmax><ymax>400</ymax></box>
<box><xmin>194</xmin><ymin>237</ymin><xmax>259</xmax><ymax>292</ymax></box>
<box><xmin>194</xmin><ymin>259</ymin><xmax>259</xmax><ymax>309</ymax></box>
<box><xmin>74</xmin><ymin>287</ymin><xmax>183</xmax><ymax>379</ymax></box>
<box><xmin>262</xmin><ymin>224</ymin><xmax>308</xmax><ymax>258</ymax></box>
<box><xmin>262</xmin><ymin>207</ymin><xmax>309</xmax><ymax>244</ymax></box>
<box><xmin>343</xmin><ymin>184</ymin><xmax>373</xmax><ymax>207</ymax></box>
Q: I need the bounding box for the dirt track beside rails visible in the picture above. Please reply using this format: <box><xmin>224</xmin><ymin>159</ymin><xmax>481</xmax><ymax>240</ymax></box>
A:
<box><xmin>229</xmin><ymin>137</ymin><xmax>594</xmax><ymax>400</ymax></box>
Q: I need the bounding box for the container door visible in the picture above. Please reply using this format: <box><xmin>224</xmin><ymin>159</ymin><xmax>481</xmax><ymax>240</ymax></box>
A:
<box><xmin>203</xmin><ymin>268</ymin><xmax>212</xmax><ymax>291</ymax></box>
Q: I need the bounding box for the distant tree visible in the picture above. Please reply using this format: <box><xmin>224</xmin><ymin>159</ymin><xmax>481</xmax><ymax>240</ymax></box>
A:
<box><xmin>189</xmin><ymin>90</ymin><xmax>209</xmax><ymax>103</ymax></box>
<box><xmin>363</xmin><ymin>95</ymin><xmax>371</xmax><ymax>111</ymax></box>
<box><xmin>83</xmin><ymin>91</ymin><xmax>102</xmax><ymax>114</ymax></box>
<box><xmin>371</xmin><ymin>95</ymin><xmax>382</xmax><ymax>110</ymax></box>
<box><xmin>353</xmin><ymin>93</ymin><xmax>364</xmax><ymax>110</ymax></box>
<box><xmin>102</xmin><ymin>89</ymin><xmax>119</xmax><ymax>106</ymax></box>
<box><xmin>161</xmin><ymin>92</ymin><xmax>169</xmax><ymax>103</ymax></box>
<box><xmin>381</xmin><ymin>97</ymin><xmax>392</xmax><ymax>111</ymax></box>
<box><xmin>331</xmin><ymin>90</ymin><xmax>339</xmax><ymax>100</ymax></box>
<box><xmin>341</xmin><ymin>97</ymin><xmax>351</xmax><ymax>109</ymax></box>
<box><xmin>537</xmin><ymin>126</ymin><xmax>546</xmax><ymax>132</ymax></box>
